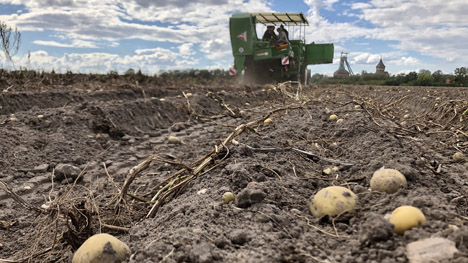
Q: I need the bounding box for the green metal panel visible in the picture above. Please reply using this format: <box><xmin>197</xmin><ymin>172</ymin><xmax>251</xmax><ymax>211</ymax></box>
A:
<box><xmin>253</xmin><ymin>48</ymin><xmax>273</xmax><ymax>60</ymax></box>
<box><xmin>305</xmin><ymin>43</ymin><xmax>334</xmax><ymax>65</ymax></box>
<box><xmin>230</xmin><ymin>13</ymin><xmax>256</xmax><ymax>56</ymax></box>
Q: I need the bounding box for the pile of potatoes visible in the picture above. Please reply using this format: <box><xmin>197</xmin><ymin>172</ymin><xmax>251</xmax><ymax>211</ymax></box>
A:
<box><xmin>309</xmin><ymin>166</ymin><xmax>426</xmax><ymax>235</ymax></box>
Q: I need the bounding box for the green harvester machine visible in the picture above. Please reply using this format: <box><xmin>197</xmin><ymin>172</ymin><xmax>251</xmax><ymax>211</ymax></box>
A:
<box><xmin>229</xmin><ymin>12</ymin><xmax>334</xmax><ymax>84</ymax></box>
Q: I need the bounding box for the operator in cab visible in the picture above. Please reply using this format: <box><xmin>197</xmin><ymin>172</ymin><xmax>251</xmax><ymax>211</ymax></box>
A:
<box><xmin>276</xmin><ymin>27</ymin><xmax>288</xmax><ymax>45</ymax></box>
<box><xmin>280</xmin><ymin>25</ymin><xmax>289</xmax><ymax>40</ymax></box>
<box><xmin>262</xmin><ymin>25</ymin><xmax>277</xmax><ymax>45</ymax></box>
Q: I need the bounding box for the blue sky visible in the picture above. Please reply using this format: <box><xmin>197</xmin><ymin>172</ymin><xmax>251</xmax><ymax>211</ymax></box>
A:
<box><xmin>0</xmin><ymin>0</ymin><xmax>467</xmax><ymax>76</ymax></box>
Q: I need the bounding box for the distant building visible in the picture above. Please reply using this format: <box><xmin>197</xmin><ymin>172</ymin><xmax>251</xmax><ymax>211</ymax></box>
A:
<box><xmin>334</xmin><ymin>67</ymin><xmax>350</xmax><ymax>78</ymax></box>
<box><xmin>375</xmin><ymin>57</ymin><xmax>389</xmax><ymax>76</ymax></box>
<box><xmin>334</xmin><ymin>52</ymin><xmax>352</xmax><ymax>78</ymax></box>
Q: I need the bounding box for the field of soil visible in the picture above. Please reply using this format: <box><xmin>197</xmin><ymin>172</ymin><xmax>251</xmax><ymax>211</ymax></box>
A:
<box><xmin>1</xmin><ymin>74</ymin><xmax>468</xmax><ymax>263</ymax></box>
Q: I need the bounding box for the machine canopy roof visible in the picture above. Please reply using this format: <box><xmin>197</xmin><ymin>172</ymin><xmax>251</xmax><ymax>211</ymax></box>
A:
<box><xmin>251</xmin><ymin>12</ymin><xmax>309</xmax><ymax>25</ymax></box>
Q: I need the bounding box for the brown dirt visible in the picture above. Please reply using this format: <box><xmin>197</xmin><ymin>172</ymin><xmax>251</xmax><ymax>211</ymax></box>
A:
<box><xmin>1</xmin><ymin>76</ymin><xmax>468</xmax><ymax>263</ymax></box>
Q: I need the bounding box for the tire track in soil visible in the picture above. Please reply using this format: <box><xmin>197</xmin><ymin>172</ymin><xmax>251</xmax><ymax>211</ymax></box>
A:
<box><xmin>0</xmin><ymin>89</ymin><xmax>272</xmax><ymax>208</ymax></box>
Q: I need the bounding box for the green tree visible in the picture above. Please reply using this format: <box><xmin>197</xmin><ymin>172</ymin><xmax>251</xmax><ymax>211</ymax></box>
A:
<box><xmin>417</xmin><ymin>73</ymin><xmax>434</xmax><ymax>86</ymax></box>
<box><xmin>431</xmin><ymin>70</ymin><xmax>444</xmax><ymax>84</ymax></box>
<box><xmin>454</xmin><ymin>67</ymin><xmax>468</xmax><ymax>86</ymax></box>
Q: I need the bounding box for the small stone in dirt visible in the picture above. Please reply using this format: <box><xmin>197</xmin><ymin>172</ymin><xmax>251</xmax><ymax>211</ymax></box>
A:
<box><xmin>33</xmin><ymin>164</ymin><xmax>49</xmax><ymax>173</ymax></box>
<box><xmin>121</xmin><ymin>135</ymin><xmax>131</xmax><ymax>141</ymax></box>
<box><xmin>229</xmin><ymin>230</ymin><xmax>250</xmax><ymax>245</ymax></box>
<box><xmin>54</xmin><ymin>163</ymin><xmax>81</xmax><ymax>181</ymax></box>
<box><xmin>95</xmin><ymin>133</ymin><xmax>109</xmax><ymax>142</ymax></box>
<box><xmin>290</xmin><ymin>208</ymin><xmax>301</xmax><ymax>215</ymax></box>
<box><xmin>359</xmin><ymin>213</ymin><xmax>393</xmax><ymax>244</ymax></box>
<box><xmin>406</xmin><ymin>237</ymin><xmax>458</xmax><ymax>263</ymax></box>
<box><xmin>215</xmin><ymin>236</ymin><xmax>229</xmax><ymax>248</ymax></box>
<box><xmin>235</xmin><ymin>187</ymin><xmax>266</xmax><ymax>208</ymax></box>
<box><xmin>171</xmin><ymin>122</ymin><xmax>185</xmax><ymax>132</ymax></box>
<box><xmin>197</xmin><ymin>188</ymin><xmax>208</xmax><ymax>195</ymax></box>
<box><xmin>72</xmin><ymin>233</ymin><xmax>131</xmax><ymax>263</ymax></box>
<box><xmin>453</xmin><ymin>152</ymin><xmax>466</xmax><ymax>162</ymax></box>
<box><xmin>189</xmin><ymin>242</ymin><xmax>214</xmax><ymax>263</ymax></box>
<box><xmin>0</xmin><ymin>220</ymin><xmax>11</xmax><ymax>229</ymax></box>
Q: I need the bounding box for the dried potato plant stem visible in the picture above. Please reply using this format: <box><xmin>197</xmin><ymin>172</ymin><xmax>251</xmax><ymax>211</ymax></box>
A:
<box><xmin>115</xmin><ymin>104</ymin><xmax>302</xmax><ymax>217</ymax></box>
<box><xmin>0</xmin><ymin>180</ymin><xmax>44</xmax><ymax>213</ymax></box>
<box><xmin>242</xmin><ymin>144</ymin><xmax>355</xmax><ymax>167</ymax></box>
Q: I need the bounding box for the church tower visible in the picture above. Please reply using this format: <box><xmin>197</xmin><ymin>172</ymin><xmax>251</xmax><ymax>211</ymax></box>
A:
<box><xmin>375</xmin><ymin>56</ymin><xmax>388</xmax><ymax>75</ymax></box>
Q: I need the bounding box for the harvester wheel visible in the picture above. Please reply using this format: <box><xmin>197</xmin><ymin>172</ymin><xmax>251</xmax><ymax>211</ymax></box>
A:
<box><xmin>299</xmin><ymin>66</ymin><xmax>306</xmax><ymax>85</ymax></box>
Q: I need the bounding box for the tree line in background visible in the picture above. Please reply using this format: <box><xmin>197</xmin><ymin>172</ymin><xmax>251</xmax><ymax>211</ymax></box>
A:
<box><xmin>310</xmin><ymin>68</ymin><xmax>468</xmax><ymax>87</ymax></box>
<box><xmin>2</xmin><ymin>21</ymin><xmax>468</xmax><ymax>87</ymax></box>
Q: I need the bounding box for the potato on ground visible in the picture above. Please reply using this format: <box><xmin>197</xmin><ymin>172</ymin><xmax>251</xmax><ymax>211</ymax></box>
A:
<box><xmin>389</xmin><ymin>206</ymin><xmax>426</xmax><ymax>235</ymax></box>
<box><xmin>370</xmin><ymin>167</ymin><xmax>407</xmax><ymax>194</ymax></box>
<box><xmin>72</xmin><ymin>233</ymin><xmax>131</xmax><ymax>263</ymax></box>
<box><xmin>310</xmin><ymin>186</ymin><xmax>358</xmax><ymax>217</ymax></box>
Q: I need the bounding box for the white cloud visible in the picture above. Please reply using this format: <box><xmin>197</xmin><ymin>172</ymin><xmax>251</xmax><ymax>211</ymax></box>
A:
<box><xmin>33</xmin><ymin>39</ymin><xmax>98</xmax><ymax>48</ymax></box>
<box><xmin>351</xmin><ymin>0</ymin><xmax>468</xmax><ymax>62</ymax></box>
<box><xmin>8</xmin><ymin>44</ymin><xmax>201</xmax><ymax>73</ymax></box>
<box><xmin>178</xmin><ymin>43</ymin><xmax>194</xmax><ymax>56</ymax></box>
<box><xmin>0</xmin><ymin>0</ymin><xmax>271</xmax><ymax>44</ymax></box>
<box><xmin>390</xmin><ymin>56</ymin><xmax>419</xmax><ymax>66</ymax></box>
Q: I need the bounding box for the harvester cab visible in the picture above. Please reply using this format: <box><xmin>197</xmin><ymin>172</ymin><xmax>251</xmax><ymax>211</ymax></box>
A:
<box><xmin>229</xmin><ymin>12</ymin><xmax>334</xmax><ymax>84</ymax></box>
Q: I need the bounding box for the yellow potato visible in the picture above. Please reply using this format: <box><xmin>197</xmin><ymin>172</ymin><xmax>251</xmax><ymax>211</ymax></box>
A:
<box><xmin>453</xmin><ymin>152</ymin><xmax>466</xmax><ymax>162</ymax></box>
<box><xmin>168</xmin><ymin>135</ymin><xmax>181</xmax><ymax>144</ymax></box>
<box><xmin>72</xmin><ymin>233</ymin><xmax>131</xmax><ymax>263</ymax></box>
<box><xmin>263</xmin><ymin>118</ymin><xmax>272</xmax><ymax>124</ymax></box>
<box><xmin>389</xmin><ymin>206</ymin><xmax>426</xmax><ymax>235</ymax></box>
<box><xmin>222</xmin><ymin>192</ymin><xmax>235</xmax><ymax>203</ymax></box>
<box><xmin>329</xmin><ymin>114</ymin><xmax>338</xmax><ymax>121</ymax></box>
<box><xmin>370</xmin><ymin>167</ymin><xmax>407</xmax><ymax>194</ymax></box>
<box><xmin>309</xmin><ymin>186</ymin><xmax>358</xmax><ymax>217</ymax></box>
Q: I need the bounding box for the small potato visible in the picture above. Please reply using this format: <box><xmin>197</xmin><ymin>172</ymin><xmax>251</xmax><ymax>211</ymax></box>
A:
<box><xmin>370</xmin><ymin>167</ymin><xmax>407</xmax><ymax>194</ymax></box>
<box><xmin>222</xmin><ymin>192</ymin><xmax>235</xmax><ymax>203</ymax></box>
<box><xmin>453</xmin><ymin>152</ymin><xmax>466</xmax><ymax>162</ymax></box>
<box><xmin>329</xmin><ymin>114</ymin><xmax>338</xmax><ymax>121</ymax></box>
<box><xmin>389</xmin><ymin>205</ymin><xmax>426</xmax><ymax>235</ymax></box>
<box><xmin>263</xmin><ymin>118</ymin><xmax>272</xmax><ymax>124</ymax></box>
<box><xmin>336</xmin><ymin>118</ymin><xmax>344</xmax><ymax>124</ymax></box>
<box><xmin>168</xmin><ymin>135</ymin><xmax>181</xmax><ymax>144</ymax></box>
<box><xmin>309</xmin><ymin>186</ymin><xmax>358</xmax><ymax>217</ymax></box>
